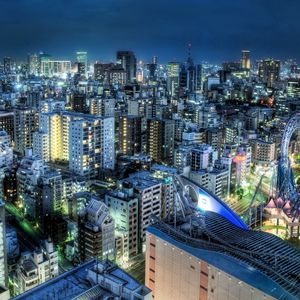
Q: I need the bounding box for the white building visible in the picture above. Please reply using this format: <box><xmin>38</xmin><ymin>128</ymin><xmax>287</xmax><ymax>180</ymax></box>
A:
<box><xmin>122</xmin><ymin>173</ymin><xmax>162</xmax><ymax>248</ymax></box>
<box><xmin>77</xmin><ymin>198</ymin><xmax>115</xmax><ymax>262</ymax></box>
<box><xmin>14</xmin><ymin>240</ymin><xmax>58</xmax><ymax>295</ymax></box>
<box><xmin>105</xmin><ymin>182</ymin><xmax>139</xmax><ymax>261</ymax></box>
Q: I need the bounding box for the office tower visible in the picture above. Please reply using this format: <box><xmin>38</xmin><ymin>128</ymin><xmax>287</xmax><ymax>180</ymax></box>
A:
<box><xmin>147</xmin><ymin>62</ymin><xmax>157</xmax><ymax>82</ymax></box>
<box><xmin>90</xmin><ymin>97</ymin><xmax>115</xmax><ymax>117</ymax></box>
<box><xmin>28</xmin><ymin>53</ymin><xmax>40</xmax><ymax>76</ymax></box>
<box><xmin>105</xmin><ymin>181</ymin><xmax>139</xmax><ymax>261</ymax></box>
<box><xmin>146</xmin><ymin>196</ymin><xmax>300</xmax><ymax>300</ymax></box>
<box><xmin>40</xmin><ymin>60</ymin><xmax>71</xmax><ymax>77</ymax></box>
<box><xmin>258</xmin><ymin>59</ymin><xmax>280</xmax><ymax>88</ymax></box>
<box><xmin>0</xmin><ymin>201</ymin><xmax>8</xmax><ymax>288</ymax></box>
<box><xmin>94</xmin><ymin>63</ymin><xmax>127</xmax><ymax>85</ymax></box>
<box><xmin>76</xmin><ymin>51</ymin><xmax>87</xmax><ymax>73</ymax></box>
<box><xmin>166</xmin><ymin>62</ymin><xmax>180</xmax><ymax>97</ymax></box>
<box><xmin>119</xmin><ymin>115</ymin><xmax>142</xmax><ymax>156</ymax></box>
<box><xmin>70</xmin><ymin>93</ymin><xmax>88</xmax><ymax>113</ymax></box>
<box><xmin>241</xmin><ymin>50</ymin><xmax>251</xmax><ymax>69</ymax></box>
<box><xmin>0</xmin><ymin>111</ymin><xmax>14</xmax><ymax>141</ymax></box>
<box><xmin>3</xmin><ymin>57</ymin><xmax>13</xmax><ymax>74</ymax></box>
<box><xmin>76</xmin><ymin>62</ymin><xmax>86</xmax><ymax>76</ymax></box>
<box><xmin>13</xmin><ymin>259</ymin><xmax>151</xmax><ymax>300</ymax></box>
<box><xmin>122</xmin><ymin>174</ymin><xmax>162</xmax><ymax>248</ymax></box>
<box><xmin>77</xmin><ymin>198</ymin><xmax>115</xmax><ymax>262</ymax></box>
<box><xmin>147</xmin><ymin>119</ymin><xmax>175</xmax><ymax>164</ymax></box>
<box><xmin>94</xmin><ymin>62</ymin><xmax>113</xmax><ymax>82</ymax></box>
<box><xmin>13</xmin><ymin>107</ymin><xmax>38</xmax><ymax>155</ymax></box>
<box><xmin>116</xmin><ymin>51</ymin><xmax>137</xmax><ymax>83</ymax></box>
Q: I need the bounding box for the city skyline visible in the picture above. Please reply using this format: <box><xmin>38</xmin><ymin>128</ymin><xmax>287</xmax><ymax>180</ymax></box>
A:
<box><xmin>1</xmin><ymin>0</ymin><xmax>300</xmax><ymax>63</ymax></box>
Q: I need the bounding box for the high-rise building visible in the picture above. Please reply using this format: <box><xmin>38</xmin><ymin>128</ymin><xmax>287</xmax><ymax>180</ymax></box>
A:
<box><xmin>105</xmin><ymin>181</ymin><xmax>139</xmax><ymax>261</ymax></box>
<box><xmin>28</xmin><ymin>53</ymin><xmax>40</xmax><ymax>76</ymax></box>
<box><xmin>147</xmin><ymin>119</ymin><xmax>175</xmax><ymax>163</ymax></box>
<box><xmin>76</xmin><ymin>51</ymin><xmax>88</xmax><ymax>74</ymax></box>
<box><xmin>122</xmin><ymin>173</ymin><xmax>162</xmax><ymax>248</ymax></box>
<box><xmin>116</xmin><ymin>51</ymin><xmax>136</xmax><ymax>83</ymax></box>
<box><xmin>69</xmin><ymin>116</ymin><xmax>115</xmax><ymax>176</ymax></box>
<box><xmin>258</xmin><ymin>59</ymin><xmax>280</xmax><ymax>88</ymax></box>
<box><xmin>40</xmin><ymin>60</ymin><xmax>71</xmax><ymax>77</ymax></box>
<box><xmin>90</xmin><ymin>97</ymin><xmax>115</xmax><ymax>117</ymax></box>
<box><xmin>166</xmin><ymin>62</ymin><xmax>180</xmax><ymax>98</ymax></box>
<box><xmin>3</xmin><ymin>57</ymin><xmax>13</xmax><ymax>74</ymax></box>
<box><xmin>34</xmin><ymin>112</ymin><xmax>115</xmax><ymax>172</ymax></box>
<box><xmin>70</xmin><ymin>93</ymin><xmax>88</xmax><ymax>113</ymax></box>
<box><xmin>14</xmin><ymin>107</ymin><xmax>38</xmax><ymax>155</ymax></box>
<box><xmin>241</xmin><ymin>50</ymin><xmax>251</xmax><ymax>69</ymax></box>
<box><xmin>0</xmin><ymin>111</ymin><xmax>14</xmax><ymax>142</ymax></box>
<box><xmin>0</xmin><ymin>201</ymin><xmax>8</xmax><ymax>288</ymax></box>
<box><xmin>77</xmin><ymin>198</ymin><xmax>115</xmax><ymax>262</ymax></box>
<box><xmin>119</xmin><ymin>115</ymin><xmax>142</xmax><ymax>156</ymax></box>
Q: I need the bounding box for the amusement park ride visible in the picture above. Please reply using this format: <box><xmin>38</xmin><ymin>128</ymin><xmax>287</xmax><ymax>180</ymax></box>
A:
<box><xmin>265</xmin><ymin>112</ymin><xmax>300</xmax><ymax>237</ymax></box>
<box><xmin>169</xmin><ymin>113</ymin><xmax>300</xmax><ymax>238</ymax></box>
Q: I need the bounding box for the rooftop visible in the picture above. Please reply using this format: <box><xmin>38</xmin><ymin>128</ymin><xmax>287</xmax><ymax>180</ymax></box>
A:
<box><xmin>148</xmin><ymin>209</ymin><xmax>300</xmax><ymax>300</ymax></box>
<box><xmin>13</xmin><ymin>259</ymin><xmax>151</xmax><ymax>300</ymax></box>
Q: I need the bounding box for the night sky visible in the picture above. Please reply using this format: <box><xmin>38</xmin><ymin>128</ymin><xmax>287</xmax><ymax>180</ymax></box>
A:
<box><xmin>0</xmin><ymin>0</ymin><xmax>299</xmax><ymax>63</ymax></box>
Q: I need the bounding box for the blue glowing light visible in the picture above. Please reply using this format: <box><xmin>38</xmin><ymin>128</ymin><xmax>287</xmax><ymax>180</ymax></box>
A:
<box><xmin>197</xmin><ymin>187</ymin><xmax>248</xmax><ymax>230</ymax></box>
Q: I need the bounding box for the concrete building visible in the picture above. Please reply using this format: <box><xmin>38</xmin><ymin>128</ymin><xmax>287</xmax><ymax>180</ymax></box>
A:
<box><xmin>14</xmin><ymin>107</ymin><xmax>38</xmax><ymax>155</ymax></box>
<box><xmin>105</xmin><ymin>181</ymin><xmax>139</xmax><ymax>261</ymax></box>
<box><xmin>147</xmin><ymin>118</ymin><xmax>175</xmax><ymax>164</ymax></box>
<box><xmin>14</xmin><ymin>240</ymin><xmax>58</xmax><ymax>295</ymax></box>
<box><xmin>0</xmin><ymin>111</ymin><xmax>14</xmax><ymax>142</ymax></box>
<box><xmin>122</xmin><ymin>174</ymin><xmax>162</xmax><ymax>248</ymax></box>
<box><xmin>77</xmin><ymin>198</ymin><xmax>115</xmax><ymax>262</ymax></box>
<box><xmin>258</xmin><ymin>59</ymin><xmax>280</xmax><ymax>88</ymax></box>
<box><xmin>119</xmin><ymin>115</ymin><xmax>142</xmax><ymax>156</ymax></box>
<box><xmin>146</xmin><ymin>209</ymin><xmax>300</xmax><ymax>300</ymax></box>
<box><xmin>13</xmin><ymin>259</ymin><xmax>151</xmax><ymax>300</ymax></box>
<box><xmin>251</xmin><ymin>139</ymin><xmax>276</xmax><ymax>165</ymax></box>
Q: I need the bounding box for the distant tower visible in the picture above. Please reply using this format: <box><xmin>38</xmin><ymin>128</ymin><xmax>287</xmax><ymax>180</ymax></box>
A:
<box><xmin>241</xmin><ymin>50</ymin><xmax>251</xmax><ymax>69</ymax></box>
<box><xmin>116</xmin><ymin>51</ymin><xmax>137</xmax><ymax>83</ymax></box>
<box><xmin>76</xmin><ymin>51</ymin><xmax>88</xmax><ymax>75</ymax></box>
<box><xmin>241</xmin><ymin>50</ymin><xmax>251</xmax><ymax>79</ymax></box>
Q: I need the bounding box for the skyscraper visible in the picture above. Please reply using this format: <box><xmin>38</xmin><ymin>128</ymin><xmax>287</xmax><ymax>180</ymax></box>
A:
<box><xmin>76</xmin><ymin>51</ymin><xmax>88</xmax><ymax>71</ymax></box>
<box><xmin>241</xmin><ymin>50</ymin><xmax>251</xmax><ymax>69</ymax></box>
<box><xmin>167</xmin><ymin>62</ymin><xmax>180</xmax><ymax>98</ymax></box>
<box><xmin>258</xmin><ymin>59</ymin><xmax>280</xmax><ymax>88</ymax></box>
<box><xmin>116</xmin><ymin>51</ymin><xmax>136</xmax><ymax>83</ymax></box>
<box><xmin>27</xmin><ymin>54</ymin><xmax>40</xmax><ymax>76</ymax></box>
